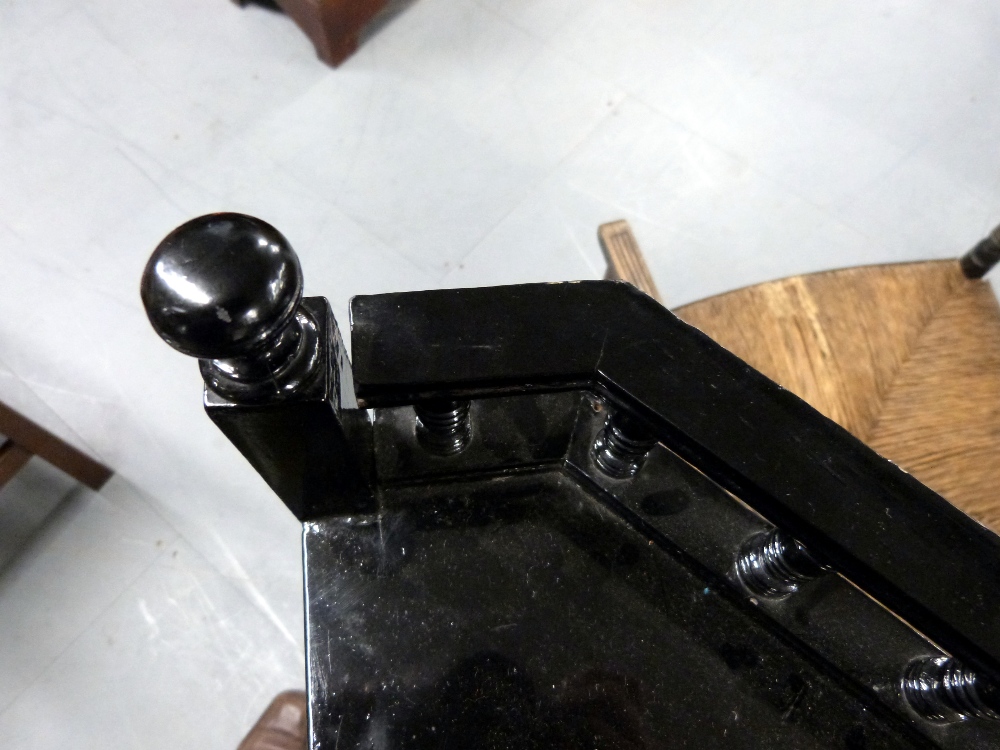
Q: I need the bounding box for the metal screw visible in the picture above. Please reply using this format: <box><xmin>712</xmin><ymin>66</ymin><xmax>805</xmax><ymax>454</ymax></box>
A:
<box><xmin>592</xmin><ymin>410</ymin><xmax>658</xmax><ymax>479</ymax></box>
<box><xmin>902</xmin><ymin>656</ymin><xmax>1000</xmax><ymax>722</ymax></box>
<box><xmin>415</xmin><ymin>400</ymin><xmax>472</xmax><ymax>456</ymax></box>
<box><xmin>736</xmin><ymin>529</ymin><xmax>829</xmax><ymax>597</ymax></box>
<box><xmin>960</xmin><ymin>223</ymin><xmax>1000</xmax><ymax>279</ymax></box>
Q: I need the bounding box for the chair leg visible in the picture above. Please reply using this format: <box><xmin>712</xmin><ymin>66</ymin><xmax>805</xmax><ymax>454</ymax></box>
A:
<box><xmin>0</xmin><ymin>402</ymin><xmax>112</xmax><ymax>490</ymax></box>
<box><xmin>597</xmin><ymin>220</ymin><xmax>664</xmax><ymax>304</ymax></box>
<box><xmin>258</xmin><ymin>0</ymin><xmax>391</xmax><ymax>67</ymax></box>
<box><xmin>237</xmin><ymin>691</ymin><xmax>308</xmax><ymax>750</ymax></box>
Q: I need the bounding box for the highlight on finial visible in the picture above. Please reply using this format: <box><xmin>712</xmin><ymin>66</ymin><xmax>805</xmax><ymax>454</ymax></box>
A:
<box><xmin>141</xmin><ymin>212</ymin><xmax>304</xmax><ymax>359</ymax></box>
<box><xmin>141</xmin><ymin>213</ymin><xmax>320</xmax><ymax>400</ymax></box>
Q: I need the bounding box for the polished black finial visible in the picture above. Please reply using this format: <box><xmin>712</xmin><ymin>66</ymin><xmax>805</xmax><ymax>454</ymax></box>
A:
<box><xmin>141</xmin><ymin>213</ymin><xmax>302</xmax><ymax>359</ymax></box>
<box><xmin>960</xmin><ymin>223</ymin><xmax>1000</xmax><ymax>279</ymax></box>
<box><xmin>141</xmin><ymin>213</ymin><xmax>321</xmax><ymax>400</ymax></box>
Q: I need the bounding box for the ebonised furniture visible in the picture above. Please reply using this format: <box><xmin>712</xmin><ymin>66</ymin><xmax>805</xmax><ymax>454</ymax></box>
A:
<box><xmin>143</xmin><ymin>213</ymin><xmax>1000</xmax><ymax>749</ymax></box>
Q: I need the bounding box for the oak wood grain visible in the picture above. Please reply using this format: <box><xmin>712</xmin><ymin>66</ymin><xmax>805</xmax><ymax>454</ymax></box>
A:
<box><xmin>674</xmin><ymin>261</ymin><xmax>1000</xmax><ymax>533</ymax></box>
<box><xmin>598</xmin><ymin>218</ymin><xmax>1000</xmax><ymax>534</ymax></box>
<box><xmin>598</xmin><ymin>220</ymin><xmax>663</xmax><ymax>303</ymax></box>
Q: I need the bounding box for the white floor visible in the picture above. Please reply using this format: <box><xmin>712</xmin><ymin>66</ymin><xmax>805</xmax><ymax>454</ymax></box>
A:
<box><xmin>0</xmin><ymin>1</ymin><xmax>998</xmax><ymax>747</ymax></box>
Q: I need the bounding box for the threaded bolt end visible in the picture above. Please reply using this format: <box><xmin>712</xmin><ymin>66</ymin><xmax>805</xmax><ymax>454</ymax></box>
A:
<box><xmin>736</xmin><ymin>529</ymin><xmax>828</xmax><ymax>597</ymax></box>
<box><xmin>902</xmin><ymin>657</ymin><xmax>1000</xmax><ymax>723</ymax></box>
<box><xmin>592</xmin><ymin>411</ymin><xmax>658</xmax><ymax>479</ymax></box>
<box><xmin>415</xmin><ymin>400</ymin><xmax>472</xmax><ymax>456</ymax></box>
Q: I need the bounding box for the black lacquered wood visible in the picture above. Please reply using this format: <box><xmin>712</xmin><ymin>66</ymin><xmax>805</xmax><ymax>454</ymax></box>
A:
<box><xmin>305</xmin><ymin>471</ymin><xmax>938</xmax><ymax>750</ymax></box>
<box><xmin>141</xmin><ymin>212</ymin><xmax>303</xmax><ymax>360</ymax></box>
<box><xmin>350</xmin><ymin>281</ymin><xmax>1000</xmax><ymax>686</ymax></box>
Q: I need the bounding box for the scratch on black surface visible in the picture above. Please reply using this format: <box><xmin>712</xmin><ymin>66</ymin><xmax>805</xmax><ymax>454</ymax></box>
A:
<box><xmin>596</xmin><ymin>328</ymin><xmax>610</xmax><ymax>366</ymax></box>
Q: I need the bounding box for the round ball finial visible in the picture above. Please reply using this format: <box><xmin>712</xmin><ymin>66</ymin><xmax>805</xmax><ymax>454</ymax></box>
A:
<box><xmin>140</xmin><ymin>213</ymin><xmax>303</xmax><ymax>360</ymax></box>
<box><xmin>141</xmin><ymin>213</ymin><xmax>321</xmax><ymax>401</ymax></box>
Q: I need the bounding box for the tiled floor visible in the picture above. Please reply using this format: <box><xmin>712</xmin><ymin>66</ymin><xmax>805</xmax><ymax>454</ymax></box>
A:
<box><xmin>1</xmin><ymin>0</ymin><xmax>998</xmax><ymax>747</ymax></box>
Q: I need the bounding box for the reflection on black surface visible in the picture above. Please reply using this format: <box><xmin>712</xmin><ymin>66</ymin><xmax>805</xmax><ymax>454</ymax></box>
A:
<box><xmin>639</xmin><ymin>489</ymin><xmax>691</xmax><ymax>517</ymax></box>
<box><xmin>308</xmin><ymin>473</ymin><xmax>936</xmax><ymax>750</ymax></box>
<box><xmin>367</xmin><ymin>652</ymin><xmax>650</xmax><ymax>749</ymax></box>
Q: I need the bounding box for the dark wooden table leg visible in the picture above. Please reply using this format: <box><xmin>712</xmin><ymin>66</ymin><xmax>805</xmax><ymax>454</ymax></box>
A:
<box><xmin>0</xmin><ymin>402</ymin><xmax>112</xmax><ymax>491</ymax></box>
<box><xmin>0</xmin><ymin>439</ymin><xmax>33</xmax><ymax>490</ymax></box>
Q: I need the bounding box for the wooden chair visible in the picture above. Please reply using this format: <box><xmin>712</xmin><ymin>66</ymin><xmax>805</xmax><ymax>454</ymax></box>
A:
<box><xmin>600</xmin><ymin>220</ymin><xmax>1000</xmax><ymax>535</ymax></box>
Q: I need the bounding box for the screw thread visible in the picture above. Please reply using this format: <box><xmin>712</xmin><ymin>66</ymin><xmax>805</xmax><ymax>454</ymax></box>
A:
<box><xmin>902</xmin><ymin>657</ymin><xmax>1000</xmax><ymax>722</ymax></box>
<box><xmin>415</xmin><ymin>400</ymin><xmax>472</xmax><ymax>456</ymax></box>
<box><xmin>592</xmin><ymin>411</ymin><xmax>658</xmax><ymax>479</ymax></box>
<box><xmin>736</xmin><ymin>529</ymin><xmax>827</xmax><ymax>597</ymax></box>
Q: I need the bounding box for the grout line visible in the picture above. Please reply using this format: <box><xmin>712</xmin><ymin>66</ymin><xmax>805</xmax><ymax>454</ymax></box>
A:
<box><xmin>0</xmin><ymin>354</ymin><xmax>110</xmax><ymax>467</ymax></box>
<box><xmin>0</xmin><ymin>526</ymin><xmax>176</xmax><ymax>719</ymax></box>
<box><xmin>446</xmin><ymin>93</ymin><xmax>634</xmax><ymax>274</ymax></box>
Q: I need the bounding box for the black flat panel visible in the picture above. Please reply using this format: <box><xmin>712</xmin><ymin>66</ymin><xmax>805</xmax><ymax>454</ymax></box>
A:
<box><xmin>305</xmin><ymin>473</ymin><xmax>932</xmax><ymax>749</ymax></box>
